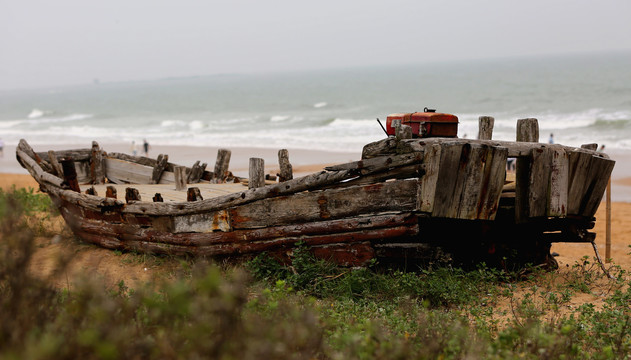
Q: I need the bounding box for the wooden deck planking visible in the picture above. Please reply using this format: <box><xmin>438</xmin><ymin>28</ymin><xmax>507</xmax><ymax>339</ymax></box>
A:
<box><xmin>89</xmin><ymin>182</ymin><xmax>246</xmax><ymax>203</ymax></box>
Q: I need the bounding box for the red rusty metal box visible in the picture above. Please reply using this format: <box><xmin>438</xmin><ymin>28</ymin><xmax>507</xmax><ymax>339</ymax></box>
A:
<box><xmin>386</xmin><ymin>108</ymin><xmax>459</xmax><ymax>138</ymax></box>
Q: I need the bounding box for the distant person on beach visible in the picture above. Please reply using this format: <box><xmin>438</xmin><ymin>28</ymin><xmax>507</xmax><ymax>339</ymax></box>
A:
<box><xmin>598</xmin><ymin>144</ymin><xmax>606</xmax><ymax>152</ymax></box>
<box><xmin>548</xmin><ymin>133</ymin><xmax>554</xmax><ymax>144</ymax></box>
<box><xmin>143</xmin><ymin>139</ymin><xmax>150</xmax><ymax>157</ymax></box>
<box><xmin>0</xmin><ymin>138</ymin><xmax>4</xmax><ymax>157</ymax></box>
<box><xmin>130</xmin><ymin>141</ymin><xmax>138</xmax><ymax>156</ymax></box>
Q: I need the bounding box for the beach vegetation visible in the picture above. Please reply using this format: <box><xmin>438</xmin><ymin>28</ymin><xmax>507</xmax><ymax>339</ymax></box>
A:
<box><xmin>1</xmin><ymin>186</ymin><xmax>630</xmax><ymax>358</ymax></box>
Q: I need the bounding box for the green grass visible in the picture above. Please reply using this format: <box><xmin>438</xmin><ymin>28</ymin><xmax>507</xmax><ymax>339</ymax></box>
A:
<box><xmin>2</xmin><ymin>187</ymin><xmax>631</xmax><ymax>359</ymax></box>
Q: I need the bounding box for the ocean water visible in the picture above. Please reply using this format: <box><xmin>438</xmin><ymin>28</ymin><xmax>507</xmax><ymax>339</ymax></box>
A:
<box><xmin>1</xmin><ymin>51</ymin><xmax>630</xmax><ymax>154</ymax></box>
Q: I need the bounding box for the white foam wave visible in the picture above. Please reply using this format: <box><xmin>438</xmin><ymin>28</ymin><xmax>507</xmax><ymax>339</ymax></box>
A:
<box><xmin>189</xmin><ymin>120</ymin><xmax>204</xmax><ymax>130</ymax></box>
<box><xmin>270</xmin><ymin>115</ymin><xmax>290</xmax><ymax>122</ymax></box>
<box><xmin>160</xmin><ymin>120</ymin><xmax>187</xmax><ymax>127</ymax></box>
<box><xmin>27</xmin><ymin>109</ymin><xmax>45</xmax><ymax>119</ymax></box>
<box><xmin>313</xmin><ymin>102</ymin><xmax>327</xmax><ymax>108</ymax></box>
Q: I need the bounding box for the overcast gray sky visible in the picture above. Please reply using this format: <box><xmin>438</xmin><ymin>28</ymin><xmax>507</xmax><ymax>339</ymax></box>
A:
<box><xmin>2</xmin><ymin>0</ymin><xmax>630</xmax><ymax>90</ymax></box>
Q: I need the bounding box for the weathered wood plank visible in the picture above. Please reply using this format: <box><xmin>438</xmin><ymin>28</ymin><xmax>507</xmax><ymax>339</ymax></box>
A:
<box><xmin>60</xmin><ymin>158</ymin><xmax>81</xmax><ymax>192</ymax></box>
<box><xmin>581</xmin><ymin>157</ymin><xmax>615</xmax><ymax>217</ymax></box>
<box><xmin>37</xmin><ymin>148</ymin><xmax>92</xmax><ymax>162</ymax></box>
<box><xmin>16</xmin><ymin>149</ymin><xmax>65</xmax><ymax>189</ymax></box>
<box><xmin>18</xmin><ymin>139</ymin><xmax>52</xmax><ymax>173</ymax></box>
<box><xmin>230</xmin><ymin>180</ymin><xmax>417</xmax><ymax>229</ymax></box>
<box><xmin>325</xmin><ymin>152</ymin><xmax>423</xmax><ymax>174</ymax></box>
<box><xmin>548</xmin><ymin>146</ymin><xmax>569</xmax><ymax>217</ymax></box>
<box><xmin>151</xmin><ymin>154</ymin><xmax>169</xmax><ymax>184</ymax></box>
<box><xmin>249</xmin><ymin>158</ymin><xmax>265</xmax><ymax>189</ymax></box>
<box><xmin>324</xmin><ymin>163</ymin><xmax>424</xmax><ymax>189</ymax></box>
<box><xmin>187</xmin><ymin>161</ymin><xmax>207</xmax><ymax>183</ymax></box>
<box><xmin>515</xmin><ymin>119</ymin><xmax>539</xmax><ymax>222</ymax></box>
<box><xmin>457</xmin><ymin>144</ymin><xmax>488</xmax><ymax>219</ymax></box>
<box><xmin>361</xmin><ymin>137</ymin><xmax>397</xmax><ymax>159</ymax></box>
<box><xmin>417</xmin><ymin>144</ymin><xmax>441</xmax><ymax>213</ymax></box>
<box><xmin>581</xmin><ymin>143</ymin><xmax>598</xmax><ymax>151</ymax></box>
<box><xmin>47</xmin><ymin>150</ymin><xmax>64</xmax><ymax>177</ymax></box>
<box><xmin>363</xmin><ymin>137</ymin><xmax>580</xmax><ymax>159</ymax></box>
<box><xmin>429</xmin><ymin>143</ymin><xmax>464</xmax><ymax>218</ymax></box>
<box><xmin>174</xmin><ymin>166</ymin><xmax>187</xmax><ymax>191</ymax></box>
<box><xmin>72</xmin><ymin>213</ymin><xmax>418</xmax><ymax>256</ymax></box>
<box><xmin>477</xmin><ymin>146</ymin><xmax>507</xmax><ymax>220</ymax></box>
<box><xmin>567</xmin><ymin>151</ymin><xmax>593</xmax><ymax>215</ymax></box>
<box><xmin>528</xmin><ymin>147</ymin><xmax>553</xmax><ymax>218</ymax></box>
<box><xmin>278</xmin><ymin>149</ymin><xmax>293</xmax><ymax>182</ymax></box>
<box><xmin>477</xmin><ymin>116</ymin><xmax>495</xmax><ymax>140</ymax></box>
<box><xmin>213</xmin><ymin>149</ymin><xmax>232</xmax><ymax>183</ymax></box>
<box><xmin>75</xmin><ymin>212</ymin><xmax>416</xmax><ymax>246</ymax></box>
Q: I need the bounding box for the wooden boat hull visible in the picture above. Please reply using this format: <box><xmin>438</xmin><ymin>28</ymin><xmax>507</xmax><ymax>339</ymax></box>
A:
<box><xmin>17</xmin><ymin>125</ymin><xmax>614</xmax><ymax>269</ymax></box>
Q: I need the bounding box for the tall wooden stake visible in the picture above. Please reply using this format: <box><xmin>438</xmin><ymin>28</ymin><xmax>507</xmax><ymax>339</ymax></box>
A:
<box><xmin>477</xmin><ymin>116</ymin><xmax>495</xmax><ymax>140</ymax></box>
<box><xmin>278</xmin><ymin>149</ymin><xmax>293</xmax><ymax>182</ymax></box>
<box><xmin>249</xmin><ymin>158</ymin><xmax>265</xmax><ymax>189</ymax></box>
<box><xmin>174</xmin><ymin>166</ymin><xmax>187</xmax><ymax>191</ymax></box>
<box><xmin>606</xmin><ymin>177</ymin><xmax>611</xmax><ymax>262</ymax></box>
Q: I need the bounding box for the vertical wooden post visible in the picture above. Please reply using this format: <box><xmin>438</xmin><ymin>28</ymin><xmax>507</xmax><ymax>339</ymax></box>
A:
<box><xmin>477</xmin><ymin>116</ymin><xmax>495</xmax><ymax>140</ymax></box>
<box><xmin>47</xmin><ymin>150</ymin><xmax>64</xmax><ymax>177</ymax></box>
<box><xmin>125</xmin><ymin>188</ymin><xmax>141</xmax><ymax>203</ymax></box>
<box><xmin>174</xmin><ymin>166</ymin><xmax>187</xmax><ymax>191</ymax></box>
<box><xmin>516</xmin><ymin>118</ymin><xmax>539</xmax><ymax>143</ymax></box>
<box><xmin>606</xmin><ymin>177</ymin><xmax>611</xmax><ymax>262</ymax></box>
<box><xmin>187</xmin><ymin>187</ymin><xmax>203</xmax><ymax>201</ymax></box>
<box><xmin>151</xmin><ymin>154</ymin><xmax>169</xmax><ymax>184</ymax></box>
<box><xmin>59</xmin><ymin>157</ymin><xmax>81</xmax><ymax>193</ymax></box>
<box><xmin>90</xmin><ymin>141</ymin><xmax>105</xmax><ymax>184</ymax></box>
<box><xmin>278</xmin><ymin>149</ymin><xmax>293</xmax><ymax>182</ymax></box>
<box><xmin>515</xmin><ymin>118</ymin><xmax>539</xmax><ymax>222</ymax></box>
<box><xmin>153</xmin><ymin>193</ymin><xmax>164</xmax><ymax>202</ymax></box>
<box><xmin>213</xmin><ymin>149</ymin><xmax>232</xmax><ymax>183</ymax></box>
<box><xmin>249</xmin><ymin>158</ymin><xmax>265</xmax><ymax>189</ymax></box>
<box><xmin>106</xmin><ymin>185</ymin><xmax>117</xmax><ymax>199</ymax></box>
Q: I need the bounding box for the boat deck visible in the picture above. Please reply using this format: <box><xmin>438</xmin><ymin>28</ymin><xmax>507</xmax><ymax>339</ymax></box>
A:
<box><xmin>88</xmin><ymin>182</ymin><xmax>247</xmax><ymax>202</ymax></box>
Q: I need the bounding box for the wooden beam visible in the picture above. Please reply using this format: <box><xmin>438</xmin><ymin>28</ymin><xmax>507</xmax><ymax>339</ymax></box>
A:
<box><xmin>581</xmin><ymin>143</ymin><xmax>598</xmax><ymax>151</ymax></box>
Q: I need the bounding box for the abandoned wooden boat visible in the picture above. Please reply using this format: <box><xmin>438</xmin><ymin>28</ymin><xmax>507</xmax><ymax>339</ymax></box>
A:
<box><xmin>16</xmin><ymin>116</ymin><xmax>615</xmax><ymax>269</ymax></box>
